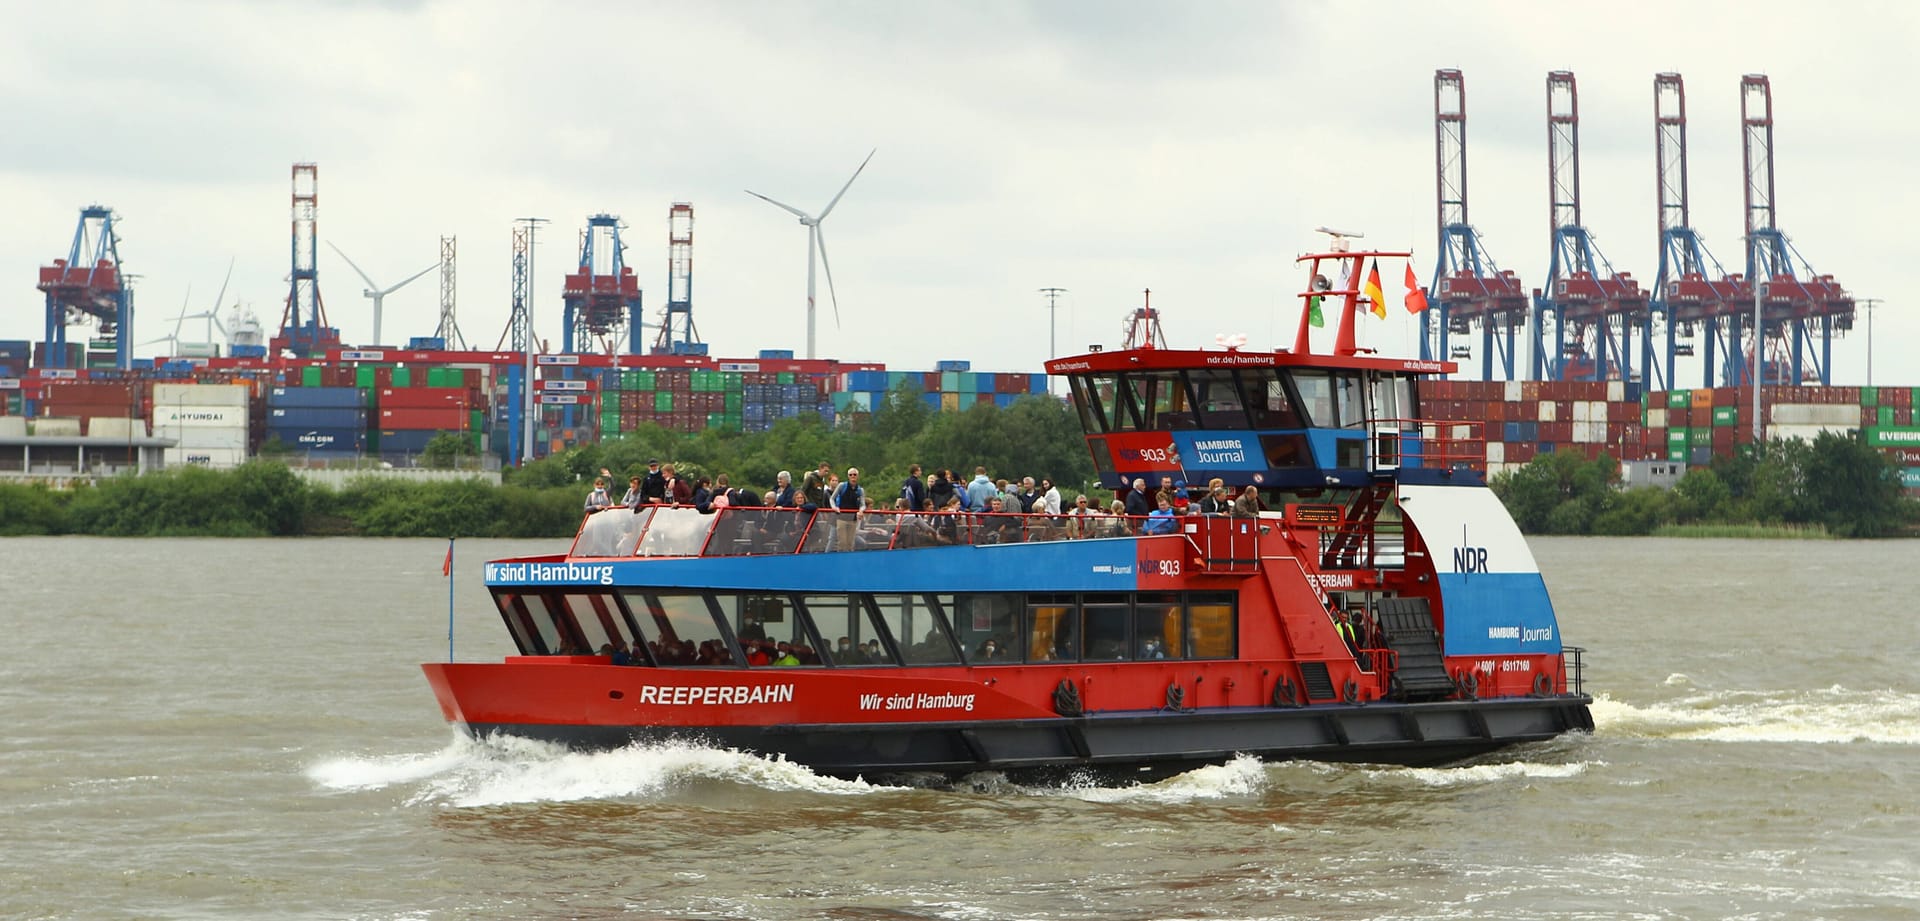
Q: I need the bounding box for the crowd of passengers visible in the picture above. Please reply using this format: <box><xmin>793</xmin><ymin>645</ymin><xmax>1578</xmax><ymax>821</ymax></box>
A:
<box><xmin>581</xmin><ymin>459</ymin><xmax>1268</xmax><ymax>544</ymax></box>
<box><xmin>568</xmin><ymin>635</ymin><xmax>957</xmax><ymax>667</ymax></box>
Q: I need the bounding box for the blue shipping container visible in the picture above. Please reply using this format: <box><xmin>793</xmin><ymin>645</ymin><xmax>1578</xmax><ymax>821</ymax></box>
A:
<box><xmin>994</xmin><ymin>394</ymin><xmax>1015</xmax><ymax>408</ymax></box>
<box><xmin>758</xmin><ymin>349</ymin><xmax>794</xmax><ymax>360</ymax></box>
<box><xmin>267</xmin><ymin>406</ymin><xmax>368</xmax><ymax>428</ymax></box>
<box><xmin>935</xmin><ymin>360</ymin><xmax>971</xmax><ymax>372</ymax></box>
<box><xmin>267</xmin><ymin>426</ymin><xmax>367</xmax><ymax>452</ymax></box>
<box><xmin>268</xmin><ymin>386</ymin><xmax>368</xmax><ymax>409</ymax></box>
<box><xmin>373</xmin><ymin>430</ymin><xmax>443</xmax><ymax>453</ymax></box>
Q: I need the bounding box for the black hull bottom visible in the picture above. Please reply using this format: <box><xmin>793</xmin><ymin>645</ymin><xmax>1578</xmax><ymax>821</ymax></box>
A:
<box><xmin>462</xmin><ymin>695</ymin><xmax>1596</xmax><ymax>782</ymax></box>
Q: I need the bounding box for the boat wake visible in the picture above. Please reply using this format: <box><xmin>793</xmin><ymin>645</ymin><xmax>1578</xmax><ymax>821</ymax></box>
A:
<box><xmin>1591</xmin><ymin>684</ymin><xmax>1920</xmax><ymax>745</ymax></box>
<box><xmin>307</xmin><ymin>731</ymin><xmax>891</xmax><ymax>807</ymax></box>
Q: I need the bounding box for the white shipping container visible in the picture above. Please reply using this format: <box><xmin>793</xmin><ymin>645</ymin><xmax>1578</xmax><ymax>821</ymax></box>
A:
<box><xmin>32</xmin><ymin>417</ymin><xmax>83</xmax><ymax>436</ymax></box>
<box><xmin>87</xmin><ymin>417</ymin><xmax>146</xmax><ymax>438</ymax></box>
<box><xmin>1572</xmin><ymin>401</ymin><xmax>1591</xmax><ymax>423</ymax></box>
<box><xmin>163</xmin><ymin>446</ymin><xmax>248</xmax><ymax>468</ymax></box>
<box><xmin>1647</xmin><ymin>407</ymin><xmax>1669</xmax><ymax>428</ymax></box>
<box><xmin>152</xmin><ymin>404</ymin><xmax>248</xmax><ymax>428</ymax></box>
<box><xmin>1606</xmin><ymin>380</ymin><xmax>1625</xmax><ymax>402</ymax></box>
<box><xmin>1770</xmin><ymin>403</ymin><xmax>1859</xmax><ymax>426</ymax></box>
<box><xmin>1504</xmin><ymin>381</ymin><xmax>1523</xmax><ymax>402</ymax></box>
<box><xmin>0</xmin><ymin>417</ymin><xmax>25</xmax><ymax>437</ymax></box>
<box><xmin>158</xmin><ymin>426</ymin><xmax>249</xmax><ymax>450</ymax></box>
<box><xmin>1486</xmin><ymin>442</ymin><xmax>1505</xmax><ymax>463</ymax></box>
<box><xmin>1538</xmin><ymin>401</ymin><xmax>1557</xmax><ymax>422</ymax></box>
<box><xmin>153</xmin><ymin>383</ymin><xmax>249</xmax><ymax>407</ymax></box>
<box><xmin>1770</xmin><ymin>423</ymin><xmax>1857</xmax><ymax>443</ymax></box>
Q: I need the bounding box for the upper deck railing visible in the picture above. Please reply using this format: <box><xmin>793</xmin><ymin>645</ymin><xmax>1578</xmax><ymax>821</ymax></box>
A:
<box><xmin>1366</xmin><ymin>418</ymin><xmax>1485</xmax><ymax>474</ymax></box>
<box><xmin>569</xmin><ymin>505</ymin><xmax>1261</xmax><ymax>571</ymax></box>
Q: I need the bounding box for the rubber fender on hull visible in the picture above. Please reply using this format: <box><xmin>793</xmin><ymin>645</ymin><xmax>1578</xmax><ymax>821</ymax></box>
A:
<box><xmin>1053</xmin><ymin>678</ymin><xmax>1083</xmax><ymax>717</ymax></box>
<box><xmin>1532</xmin><ymin>672</ymin><xmax>1553</xmax><ymax>698</ymax></box>
<box><xmin>1271</xmin><ymin>676</ymin><xmax>1300</xmax><ymax>708</ymax></box>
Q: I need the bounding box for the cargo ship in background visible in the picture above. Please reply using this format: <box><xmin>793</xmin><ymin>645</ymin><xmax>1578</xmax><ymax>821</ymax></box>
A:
<box><xmin>417</xmin><ymin>240</ymin><xmax>1595</xmax><ymax>779</ymax></box>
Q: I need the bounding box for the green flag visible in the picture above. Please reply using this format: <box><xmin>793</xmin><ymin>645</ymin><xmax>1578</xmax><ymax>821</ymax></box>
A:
<box><xmin>1308</xmin><ymin>295</ymin><xmax>1324</xmax><ymax>328</ymax></box>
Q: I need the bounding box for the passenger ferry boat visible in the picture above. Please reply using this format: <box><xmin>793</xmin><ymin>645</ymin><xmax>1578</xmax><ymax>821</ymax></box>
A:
<box><xmin>422</xmin><ymin>238</ymin><xmax>1594</xmax><ymax>779</ymax></box>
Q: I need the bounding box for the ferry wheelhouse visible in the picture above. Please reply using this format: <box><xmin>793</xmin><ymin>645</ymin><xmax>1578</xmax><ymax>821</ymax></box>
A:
<box><xmin>422</xmin><ymin>242</ymin><xmax>1594</xmax><ymax>779</ymax></box>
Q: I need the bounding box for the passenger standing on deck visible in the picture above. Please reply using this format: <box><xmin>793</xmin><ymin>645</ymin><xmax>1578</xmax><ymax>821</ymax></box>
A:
<box><xmin>966</xmin><ymin>467</ymin><xmax>997</xmax><ymax>512</ymax></box>
<box><xmin>1039</xmin><ymin>478</ymin><xmax>1062</xmax><ymax>515</ymax></box>
<box><xmin>584</xmin><ymin>478</ymin><xmax>612</xmax><ymax>513</ymax></box>
<box><xmin>1124</xmin><ymin>478</ymin><xmax>1153</xmax><ymax>528</ymax></box>
<box><xmin>928</xmin><ymin>468</ymin><xmax>958</xmax><ymax>511</ymax></box>
<box><xmin>665</xmin><ymin>464</ymin><xmax>693</xmax><ymax>505</ymax></box>
<box><xmin>641</xmin><ymin>459</ymin><xmax>667</xmax><ymax>503</ymax></box>
<box><xmin>800</xmin><ymin>470</ymin><xmax>826</xmax><ymax>511</ymax></box>
<box><xmin>831</xmin><ymin>467</ymin><xmax>865</xmax><ymax>550</ymax></box>
<box><xmin>621</xmin><ymin>475</ymin><xmax>645</xmax><ymax>509</ymax></box>
<box><xmin>900</xmin><ymin>464</ymin><xmax>925</xmax><ymax>515</ymax></box>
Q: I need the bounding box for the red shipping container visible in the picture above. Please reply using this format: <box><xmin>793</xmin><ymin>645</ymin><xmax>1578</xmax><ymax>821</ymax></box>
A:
<box><xmin>378</xmin><ymin>407</ymin><xmax>468</xmax><ymax>430</ymax></box>
<box><xmin>377</xmin><ymin>387</ymin><xmax>471</xmax><ymax>409</ymax></box>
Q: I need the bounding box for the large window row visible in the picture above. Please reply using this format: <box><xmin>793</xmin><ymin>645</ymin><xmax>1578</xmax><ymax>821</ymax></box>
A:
<box><xmin>492</xmin><ymin>590</ymin><xmax>1236</xmax><ymax>668</ymax></box>
<box><xmin>1067</xmin><ymin>367</ymin><xmax>1417</xmax><ymax>435</ymax></box>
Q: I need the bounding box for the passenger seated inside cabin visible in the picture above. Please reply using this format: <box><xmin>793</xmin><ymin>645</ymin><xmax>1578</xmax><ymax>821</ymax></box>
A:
<box><xmin>863</xmin><ymin>639</ymin><xmax>885</xmax><ymax>663</ymax></box>
<box><xmin>610</xmin><ymin>641</ymin><xmax>633</xmax><ymax>666</ymax></box>
<box><xmin>1139</xmin><ymin>636</ymin><xmax>1168</xmax><ymax>659</ymax></box>
<box><xmin>977</xmin><ymin>638</ymin><xmax>1006</xmax><ymax>661</ymax></box>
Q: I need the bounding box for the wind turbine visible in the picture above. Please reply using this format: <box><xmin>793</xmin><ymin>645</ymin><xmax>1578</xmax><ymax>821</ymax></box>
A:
<box><xmin>746</xmin><ymin>149</ymin><xmax>875</xmax><ymax>359</ymax></box>
<box><xmin>141</xmin><ymin>259</ymin><xmax>234</xmax><ymax>357</ymax></box>
<box><xmin>328</xmin><ymin>241</ymin><xmax>439</xmax><ymax>347</ymax></box>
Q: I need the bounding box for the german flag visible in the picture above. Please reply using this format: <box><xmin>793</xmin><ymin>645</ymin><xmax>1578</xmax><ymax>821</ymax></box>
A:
<box><xmin>1364</xmin><ymin>261</ymin><xmax>1387</xmax><ymax>319</ymax></box>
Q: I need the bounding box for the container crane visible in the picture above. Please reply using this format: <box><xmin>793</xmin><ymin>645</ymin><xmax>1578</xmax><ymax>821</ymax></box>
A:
<box><xmin>1731</xmin><ymin>74</ymin><xmax>1854</xmax><ymax>387</ymax></box>
<box><xmin>562</xmin><ymin>214</ymin><xmax>643</xmax><ymax>356</ymax></box>
<box><xmin>37</xmin><ymin>205</ymin><xmax>132</xmax><ymax>369</ymax></box>
<box><xmin>652</xmin><ymin>202</ymin><xmax>704</xmax><ymax>355</ymax></box>
<box><xmin>1651</xmin><ymin>73</ymin><xmax>1743</xmax><ymax>388</ymax></box>
<box><xmin>1531</xmin><ymin>72</ymin><xmax>1651</xmax><ymax>383</ymax></box>
<box><xmin>271</xmin><ymin>164</ymin><xmax>340</xmax><ymax>356</ymax></box>
<box><xmin>1428</xmin><ymin>69</ymin><xmax>1529</xmax><ymax>379</ymax></box>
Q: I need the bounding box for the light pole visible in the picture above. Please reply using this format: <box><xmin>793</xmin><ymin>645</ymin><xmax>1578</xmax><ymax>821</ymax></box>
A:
<box><xmin>1860</xmin><ymin>297</ymin><xmax>1880</xmax><ymax>387</ymax></box>
<box><xmin>1039</xmin><ymin>287</ymin><xmax>1066</xmax><ymax>394</ymax></box>
<box><xmin>518</xmin><ymin>217</ymin><xmax>549</xmax><ymax>464</ymax></box>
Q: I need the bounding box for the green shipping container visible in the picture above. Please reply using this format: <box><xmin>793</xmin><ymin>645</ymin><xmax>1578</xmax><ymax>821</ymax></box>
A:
<box><xmin>1667</xmin><ymin>448</ymin><xmax>1688</xmax><ymax>462</ymax></box>
<box><xmin>940</xmin><ymin>371</ymin><xmax>961</xmax><ymax>392</ymax></box>
<box><xmin>302</xmin><ymin>366</ymin><xmax>323</xmax><ymax>387</ymax></box>
<box><xmin>1866</xmin><ymin>427</ymin><xmax>1920</xmax><ymax>449</ymax></box>
<box><xmin>655</xmin><ymin>392</ymin><xmax>674</xmax><ymax>412</ymax></box>
<box><xmin>1667</xmin><ymin>430</ymin><xmax>1689</xmax><ymax>446</ymax></box>
<box><xmin>1861</xmin><ymin>386</ymin><xmax>1878</xmax><ymax>407</ymax></box>
<box><xmin>355</xmin><ymin>366</ymin><xmax>378</xmax><ymax>388</ymax></box>
<box><xmin>723</xmin><ymin>372</ymin><xmax>743</xmax><ymax>390</ymax></box>
<box><xmin>471</xmin><ymin>410</ymin><xmax>484</xmax><ymax>431</ymax></box>
<box><xmin>725</xmin><ymin>393</ymin><xmax>742</xmax><ymax>412</ymax></box>
<box><xmin>779</xmin><ymin>372</ymin><xmax>796</xmax><ymax>385</ymax></box>
<box><xmin>1712</xmin><ymin>406</ymin><xmax>1739</xmax><ymax>426</ymax></box>
<box><xmin>600</xmin><ymin>412</ymin><xmax>620</xmax><ymax>434</ymax></box>
<box><xmin>1667</xmin><ymin>389</ymin><xmax>1691</xmax><ymax>408</ymax></box>
<box><xmin>1881</xmin><ymin>407</ymin><xmax>1896</xmax><ymax>426</ymax></box>
<box><xmin>957</xmin><ymin>392</ymin><xmax>977</xmax><ymax>409</ymax></box>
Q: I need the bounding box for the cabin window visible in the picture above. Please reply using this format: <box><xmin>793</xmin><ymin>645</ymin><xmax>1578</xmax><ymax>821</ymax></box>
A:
<box><xmin>1119</xmin><ymin>371</ymin><xmax>1192</xmax><ymax>430</ymax></box>
<box><xmin>944</xmin><ymin>593</ymin><xmax>1022</xmax><ymax>662</ymax></box>
<box><xmin>869</xmin><ymin>594</ymin><xmax>960</xmax><ymax>665</ymax></box>
<box><xmin>1084</xmin><ymin>374</ymin><xmax>1121</xmax><ymax>432</ymax></box>
<box><xmin>1080</xmin><ymin>596</ymin><xmax>1131</xmax><ymax>660</ymax></box>
<box><xmin>492</xmin><ymin>591</ymin><xmax>540</xmax><ymax>655</ymax></box>
<box><xmin>523</xmin><ymin>594</ymin><xmax>580</xmax><ymax>654</ymax></box>
<box><xmin>625</xmin><ymin>591</ymin><xmax>736</xmax><ymax>666</ymax></box>
<box><xmin>724</xmin><ymin>593</ymin><xmax>821</xmax><ymax>665</ymax></box>
<box><xmin>558</xmin><ymin>592</ymin><xmax>626</xmax><ymax>656</ymax></box>
<box><xmin>1185</xmin><ymin>369</ymin><xmax>1249</xmax><ymax>429</ymax></box>
<box><xmin>1134</xmin><ymin>593</ymin><xmax>1182</xmax><ymax>658</ymax></box>
<box><xmin>1027</xmin><ymin>594</ymin><xmax>1078</xmax><ymax>662</ymax></box>
<box><xmin>1370</xmin><ymin>373</ymin><xmax>1415</xmax><ymax>421</ymax></box>
<box><xmin>803</xmin><ymin>593</ymin><xmax>895</xmax><ymax>665</ymax></box>
<box><xmin>1187</xmin><ymin>594</ymin><xmax>1236</xmax><ymax>658</ymax></box>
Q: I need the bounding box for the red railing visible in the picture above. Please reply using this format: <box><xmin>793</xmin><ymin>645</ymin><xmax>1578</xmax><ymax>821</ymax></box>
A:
<box><xmin>1368</xmin><ymin>418</ymin><xmax>1486</xmax><ymax>474</ymax></box>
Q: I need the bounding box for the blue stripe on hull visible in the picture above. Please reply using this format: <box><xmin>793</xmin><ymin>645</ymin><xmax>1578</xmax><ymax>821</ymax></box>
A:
<box><xmin>491</xmin><ymin>539</ymin><xmax>1150</xmax><ymax>593</ymax></box>
<box><xmin>1436</xmin><ymin>572</ymin><xmax>1564</xmax><ymax>656</ymax></box>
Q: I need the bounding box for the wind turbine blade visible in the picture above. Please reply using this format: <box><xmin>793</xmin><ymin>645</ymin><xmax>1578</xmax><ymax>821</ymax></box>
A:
<box><xmin>814</xmin><ymin>225</ymin><xmax>841</xmax><ymax>328</ymax></box>
<box><xmin>211</xmin><ymin>257</ymin><xmax>234</xmax><ymax>314</ymax></box>
<box><xmin>817</xmin><ymin>148</ymin><xmax>875</xmax><ymax>221</ymax></box>
<box><xmin>327</xmin><ymin>241</ymin><xmax>378</xmax><ymax>289</ymax></box>
<box><xmin>745</xmin><ymin>190</ymin><xmax>811</xmax><ymax>220</ymax></box>
<box><xmin>385</xmin><ymin>262</ymin><xmax>439</xmax><ymax>294</ymax></box>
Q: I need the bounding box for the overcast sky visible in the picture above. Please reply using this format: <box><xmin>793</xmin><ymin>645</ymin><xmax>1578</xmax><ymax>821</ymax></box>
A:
<box><xmin>4</xmin><ymin>1</ymin><xmax>1913</xmax><ymax>387</ymax></box>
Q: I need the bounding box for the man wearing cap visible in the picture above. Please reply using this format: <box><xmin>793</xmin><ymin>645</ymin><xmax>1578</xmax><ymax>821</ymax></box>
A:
<box><xmin>641</xmin><ymin>459</ymin><xmax>667</xmax><ymax>504</ymax></box>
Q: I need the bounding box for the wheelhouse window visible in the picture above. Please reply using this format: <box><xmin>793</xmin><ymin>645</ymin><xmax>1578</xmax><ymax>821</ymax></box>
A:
<box><xmin>1115</xmin><ymin>371</ymin><xmax>1192</xmax><ymax>431</ymax></box>
<box><xmin>1332</xmin><ymin>372</ymin><xmax>1366</xmax><ymax>427</ymax></box>
<box><xmin>1185</xmin><ymin>369</ymin><xmax>1249</xmax><ymax>429</ymax></box>
<box><xmin>1291</xmin><ymin>370</ymin><xmax>1334</xmax><ymax>428</ymax></box>
<box><xmin>1068</xmin><ymin>375</ymin><xmax>1107</xmax><ymax>434</ymax></box>
<box><xmin>1242</xmin><ymin>369</ymin><xmax>1304</xmax><ymax>429</ymax></box>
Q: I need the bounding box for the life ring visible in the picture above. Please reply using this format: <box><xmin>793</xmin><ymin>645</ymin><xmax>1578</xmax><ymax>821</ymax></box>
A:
<box><xmin>1532</xmin><ymin>672</ymin><xmax>1553</xmax><ymax>698</ymax></box>
<box><xmin>1271</xmin><ymin>676</ymin><xmax>1299</xmax><ymax>708</ymax></box>
<box><xmin>1341</xmin><ymin>678</ymin><xmax>1360</xmax><ymax>705</ymax></box>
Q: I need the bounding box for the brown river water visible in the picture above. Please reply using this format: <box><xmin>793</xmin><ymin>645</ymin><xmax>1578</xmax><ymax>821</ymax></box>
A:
<box><xmin>1</xmin><ymin>535</ymin><xmax>1914</xmax><ymax>920</ymax></box>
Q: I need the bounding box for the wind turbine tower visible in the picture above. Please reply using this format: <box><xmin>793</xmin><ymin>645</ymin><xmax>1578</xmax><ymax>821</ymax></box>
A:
<box><xmin>327</xmin><ymin>241</ymin><xmax>438</xmax><ymax>347</ymax></box>
<box><xmin>746</xmin><ymin>149</ymin><xmax>875</xmax><ymax>359</ymax></box>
